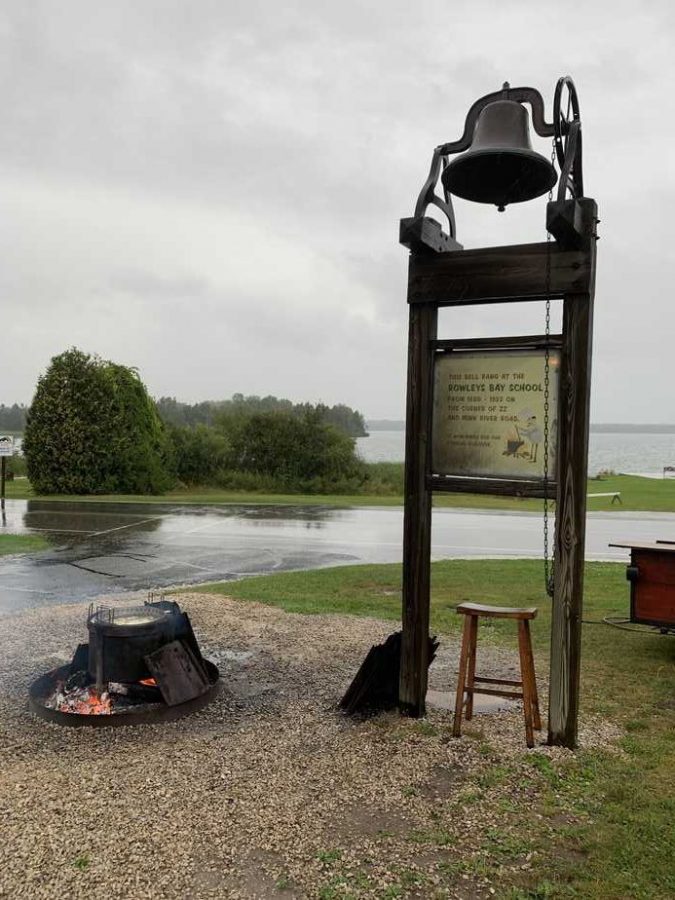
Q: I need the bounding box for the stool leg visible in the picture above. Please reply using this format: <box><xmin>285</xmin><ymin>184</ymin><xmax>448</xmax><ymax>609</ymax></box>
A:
<box><xmin>517</xmin><ymin>620</ymin><xmax>535</xmax><ymax>748</ymax></box>
<box><xmin>522</xmin><ymin>620</ymin><xmax>541</xmax><ymax>731</ymax></box>
<box><xmin>453</xmin><ymin>615</ymin><xmax>472</xmax><ymax>738</ymax></box>
<box><xmin>465</xmin><ymin>615</ymin><xmax>478</xmax><ymax>721</ymax></box>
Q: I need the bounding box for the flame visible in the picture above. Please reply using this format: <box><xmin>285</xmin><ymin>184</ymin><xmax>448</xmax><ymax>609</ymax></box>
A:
<box><xmin>56</xmin><ymin>688</ymin><xmax>112</xmax><ymax>715</ymax></box>
<box><xmin>48</xmin><ymin>676</ymin><xmax>158</xmax><ymax>716</ymax></box>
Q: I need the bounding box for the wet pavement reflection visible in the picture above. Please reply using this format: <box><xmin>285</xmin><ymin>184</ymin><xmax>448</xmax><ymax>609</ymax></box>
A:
<box><xmin>1</xmin><ymin>499</ymin><xmax>673</xmax><ymax>614</ymax></box>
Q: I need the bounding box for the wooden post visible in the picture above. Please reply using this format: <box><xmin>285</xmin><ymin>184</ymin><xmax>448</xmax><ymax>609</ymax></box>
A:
<box><xmin>399</xmin><ymin>294</ymin><xmax>437</xmax><ymax>716</ymax></box>
<box><xmin>0</xmin><ymin>456</ymin><xmax>5</xmax><ymax>502</ymax></box>
<box><xmin>548</xmin><ymin>199</ymin><xmax>598</xmax><ymax>748</ymax></box>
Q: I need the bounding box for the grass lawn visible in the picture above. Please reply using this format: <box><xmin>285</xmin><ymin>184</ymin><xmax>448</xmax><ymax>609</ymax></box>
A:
<box><xmin>200</xmin><ymin>560</ymin><xmax>675</xmax><ymax>898</ymax></box>
<box><xmin>0</xmin><ymin>533</ymin><xmax>50</xmax><ymax>556</ymax></box>
<box><xmin>5</xmin><ymin>473</ymin><xmax>675</xmax><ymax>513</ymax></box>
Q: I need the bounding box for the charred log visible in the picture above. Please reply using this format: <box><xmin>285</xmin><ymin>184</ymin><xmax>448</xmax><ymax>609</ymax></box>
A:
<box><xmin>340</xmin><ymin>631</ymin><xmax>439</xmax><ymax>715</ymax></box>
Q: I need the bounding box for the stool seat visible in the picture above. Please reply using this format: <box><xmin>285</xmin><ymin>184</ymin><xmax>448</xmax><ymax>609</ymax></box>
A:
<box><xmin>456</xmin><ymin>602</ymin><xmax>538</xmax><ymax>620</ymax></box>
<box><xmin>453</xmin><ymin>602</ymin><xmax>541</xmax><ymax>747</ymax></box>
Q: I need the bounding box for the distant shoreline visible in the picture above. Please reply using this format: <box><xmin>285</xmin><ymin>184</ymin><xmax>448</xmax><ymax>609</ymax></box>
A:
<box><xmin>589</xmin><ymin>424</ymin><xmax>675</xmax><ymax>434</ymax></box>
<box><xmin>366</xmin><ymin>421</ymin><xmax>675</xmax><ymax>434</ymax></box>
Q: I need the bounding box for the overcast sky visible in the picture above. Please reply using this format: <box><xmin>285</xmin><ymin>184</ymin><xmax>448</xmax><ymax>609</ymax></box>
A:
<box><xmin>2</xmin><ymin>1</ymin><xmax>673</xmax><ymax>421</ymax></box>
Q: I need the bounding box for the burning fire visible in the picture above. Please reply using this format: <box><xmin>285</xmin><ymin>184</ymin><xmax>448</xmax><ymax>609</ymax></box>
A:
<box><xmin>63</xmin><ymin>689</ymin><xmax>111</xmax><ymax>715</ymax></box>
<box><xmin>47</xmin><ymin>684</ymin><xmax>112</xmax><ymax>715</ymax></box>
<box><xmin>45</xmin><ymin>676</ymin><xmax>159</xmax><ymax>716</ymax></box>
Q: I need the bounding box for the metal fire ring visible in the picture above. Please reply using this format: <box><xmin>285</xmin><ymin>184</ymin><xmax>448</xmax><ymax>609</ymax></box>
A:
<box><xmin>28</xmin><ymin>660</ymin><xmax>220</xmax><ymax>728</ymax></box>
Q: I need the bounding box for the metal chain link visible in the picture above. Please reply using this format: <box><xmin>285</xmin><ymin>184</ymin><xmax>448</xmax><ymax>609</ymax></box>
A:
<box><xmin>543</xmin><ymin>140</ymin><xmax>556</xmax><ymax>599</ymax></box>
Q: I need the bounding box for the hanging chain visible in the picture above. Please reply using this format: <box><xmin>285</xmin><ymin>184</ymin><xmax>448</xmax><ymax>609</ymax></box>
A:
<box><xmin>543</xmin><ymin>139</ymin><xmax>556</xmax><ymax>599</ymax></box>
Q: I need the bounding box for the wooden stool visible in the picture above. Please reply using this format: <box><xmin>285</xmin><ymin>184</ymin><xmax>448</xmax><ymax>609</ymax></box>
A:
<box><xmin>452</xmin><ymin>602</ymin><xmax>541</xmax><ymax>747</ymax></box>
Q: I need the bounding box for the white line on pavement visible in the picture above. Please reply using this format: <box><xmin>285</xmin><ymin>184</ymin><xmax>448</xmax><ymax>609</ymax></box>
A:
<box><xmin>90</xmin><ymin>516</ymin><xmax>165</xmax><ymax>537</ymax></box>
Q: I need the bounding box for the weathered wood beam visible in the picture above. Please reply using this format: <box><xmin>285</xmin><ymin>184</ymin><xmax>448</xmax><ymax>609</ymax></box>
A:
<box><xmin>434</xmin><ymin>334</ymin><xmax>563</xmax><ymax>353</ymax></box>
<box><xmin>546</xmin><ymin>200</ymin><xmax>597</xmax><ymax>251</ymax></box>
<box><xmin>408</xmin><ymin>241</ymin><xmax>591</xmax><ymax>305</ymax></box>
<box><xmin>399</xmin><ymin>216</ymin><xmax>464</xmax><ymax>254</ymax></box>
<box><xmin>548</xmin><ymin>199</ymin><xmax>598</xmax><ymax>749</ymax></box>
<box><xmin>399</xmin><ymin>301</ymin><xmax>437</xmax><ymax>717</ymax></box>
<box><xmin>427</xmin><ymin>475</ymin><xmax>557</xmax><ymax>498</ymax></box>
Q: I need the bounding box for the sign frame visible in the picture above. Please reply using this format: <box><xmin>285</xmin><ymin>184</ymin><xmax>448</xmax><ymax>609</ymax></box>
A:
<box><xmin>428</xmin><ymin>334</ymin><xmax>562</xmax><ymax>497</ymax></box>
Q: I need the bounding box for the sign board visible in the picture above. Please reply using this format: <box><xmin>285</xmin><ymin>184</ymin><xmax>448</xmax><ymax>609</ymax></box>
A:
<box><xmin>0</xmin><ymin>436</ymin><xmax>14</xmax><ymax>457</ymax></box>
<box><xmin>432</xmin><ymin>348</ymin><xmax>560</xmax><ymax>481</ymax></box>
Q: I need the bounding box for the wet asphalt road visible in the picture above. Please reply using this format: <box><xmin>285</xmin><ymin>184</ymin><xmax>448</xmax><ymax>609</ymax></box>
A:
<box><xmin>1</xmin><ymin>499</ymin><xmax>674</xmax><ymax>614</ymax></box>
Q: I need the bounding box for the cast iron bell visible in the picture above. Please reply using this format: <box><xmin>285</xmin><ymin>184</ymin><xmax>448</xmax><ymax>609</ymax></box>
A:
<box><xmin>442</xmin><ymin>100</ymin><xmax>557</xmax><ymax>210</ymax></box>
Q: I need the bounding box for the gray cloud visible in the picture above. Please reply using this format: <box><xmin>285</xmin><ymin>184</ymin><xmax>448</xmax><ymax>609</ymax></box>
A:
<box><xmin>1</xmin><ymin>1</ymin><xmax>674</xmax><ymax>420</ymax></box>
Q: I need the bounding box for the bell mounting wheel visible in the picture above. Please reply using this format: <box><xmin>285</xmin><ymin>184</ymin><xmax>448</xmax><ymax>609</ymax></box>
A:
<box><xmin>553</xmin><ymin>76</ymin><xmax>583</xmax><ymax>200</ymax></box>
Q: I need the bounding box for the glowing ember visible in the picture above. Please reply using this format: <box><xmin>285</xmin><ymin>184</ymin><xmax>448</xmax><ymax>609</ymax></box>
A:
<box><xmin>43</xmin><ymin>676</ymin><xmax>160</xmax><ymax>715</ymax></box>
<box><xmin>46</xmin><ymin>683</ymin><xmax>112</xmax><ymax>715</ymax></box>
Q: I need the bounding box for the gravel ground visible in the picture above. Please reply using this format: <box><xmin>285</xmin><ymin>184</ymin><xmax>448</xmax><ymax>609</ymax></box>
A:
<box><xmin>0</xmin><ymin>593</ymin><xmax>619</xmax><ymax>900</ymax></box>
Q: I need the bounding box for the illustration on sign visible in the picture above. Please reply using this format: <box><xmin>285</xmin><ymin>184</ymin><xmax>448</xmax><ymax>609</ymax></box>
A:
<box><xmin>0</xmin><ymin>436</ymin><xmax>14</xmax><ymax>457</ymax></box>
<box><xmin>431</xmin><ymin>349</ymin><xmax>560</xmax><ymax>481</ymax></box>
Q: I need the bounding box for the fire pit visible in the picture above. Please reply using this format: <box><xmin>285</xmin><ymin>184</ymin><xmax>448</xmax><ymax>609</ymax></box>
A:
<box><xmin>29</xmin><ymin>598</ymin><xmax>219</xmax><ymax>727</ymax></box>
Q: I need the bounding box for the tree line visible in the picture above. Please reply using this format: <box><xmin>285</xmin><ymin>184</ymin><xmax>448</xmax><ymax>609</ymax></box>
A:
<box><xmin>0</xmin><ymin>404</ymin><xmax>28</xmax><ymax>432</ymax></box>
<box><xmin>21</xmin><ymin>349</ymin><xmax>397</xmax><ymax>496</ymax></box>
<box><xmin>3</xmin><ymin>388</ymin><xmax>366</xmax><ymax>440</ymax></box>
<box><xmin>156</xmin><ymin>395</ymin><xmax>367</xmax><ymax>437</ymax></box>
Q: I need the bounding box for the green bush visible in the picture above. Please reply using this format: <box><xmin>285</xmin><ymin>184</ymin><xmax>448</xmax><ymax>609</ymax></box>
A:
<box><xmin>362</xmin><ymin>461</ymin><xmax>404</xmax><ymax>494</ymax></box>
<box><xmin>23</xmin><ymin>348</ymin><xmax>173</xmax><ymax>494</ymax></box>
<box><xmin>103</xmin><ymin>363</ymin><xmax>175</xmax><ymax>494</ymax></box>
<box><xmin>6</xmin><ymin>454</ymin><xmax>27</xmax><ymax>478</ymax></box>
<box><xmin>169</xmin><ymin>425</ymin><xmax>231</xmax><ymax>485</ymax></box>
<box><xmin>213</xmin><ymin>469</ymin><xmax>284</xmax><ymax>493</ymax></box>
<box><xmin>211</xmin><ymin>468</ymin><xmax>367</xmax><ymax>495</ymax></box>
<box><xmin>226</xmin><ymin>409</ymin><xmax>367</xmax><ymax>492</ymax></box>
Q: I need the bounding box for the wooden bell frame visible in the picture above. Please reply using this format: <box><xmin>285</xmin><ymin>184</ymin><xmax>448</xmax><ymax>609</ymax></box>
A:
<box><xmin>398</xmin><ymin>78</ymin><xmax>598</xmax><ymax>749</ymax></box>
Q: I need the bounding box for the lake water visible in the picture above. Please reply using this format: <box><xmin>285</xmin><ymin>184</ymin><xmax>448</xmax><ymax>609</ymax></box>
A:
<box><xmin>357</xmin><ymin>430</ymin><xmax>675</xmax><ymax>477</ymax></box>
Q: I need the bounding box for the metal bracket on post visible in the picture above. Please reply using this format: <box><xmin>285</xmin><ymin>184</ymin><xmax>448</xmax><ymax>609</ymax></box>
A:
<box><xmin>400</xmin><ymin>147</ymin><xmax>463</xmax><ymax>254</ymax></box>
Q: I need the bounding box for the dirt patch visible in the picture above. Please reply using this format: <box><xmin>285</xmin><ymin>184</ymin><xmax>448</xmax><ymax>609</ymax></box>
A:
<box><xmin>192</xmin><ymin>849</ymin><xmax>291</xmax><ymax>899</ymax></box>
<box><xmin>334</xmin><ymin>802</ymin><xmax>413</xmax><ymax>841</ymax></box>
<box><xmin>418</xmin><ymin>764</ymin><xmax>465</xmax><ymax>801</ymax></box>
